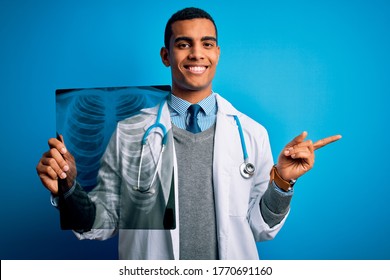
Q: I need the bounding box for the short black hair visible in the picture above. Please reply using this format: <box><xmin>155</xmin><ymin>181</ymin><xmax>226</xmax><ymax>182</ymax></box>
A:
<box><xmin>164</xmin><ymin>7</ymin><xmax>218</xmax><ymax>49</ymax></box>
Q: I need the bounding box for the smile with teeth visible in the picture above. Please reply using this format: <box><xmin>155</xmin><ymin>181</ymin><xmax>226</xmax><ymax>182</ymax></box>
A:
<box><xmin>185</xmin><ymin>65</ymin><xmax>208</xmax><ymax>74</ymax></box>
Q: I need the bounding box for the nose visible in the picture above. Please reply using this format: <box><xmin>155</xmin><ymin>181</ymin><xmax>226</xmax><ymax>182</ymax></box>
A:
<box><xmin>188</xmin><ymin>43</ymin><xmax>204</xmax><ymax>60</ymax></box>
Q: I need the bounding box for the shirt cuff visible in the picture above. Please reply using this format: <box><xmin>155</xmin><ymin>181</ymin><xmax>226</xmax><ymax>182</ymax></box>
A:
<box><xmin>272</xmin><ymin>180</ymin><xmax>294</xmax><ymax>196</ymax></box>
<box><xmin>50</xmin><ymin>194</ymin><xmax>59</xmax><ymax>208</ymax></box>
<box><xmin>49</xmin><ymin>180</ymin><xmax>77</xmax><ymax>207</ymax></box>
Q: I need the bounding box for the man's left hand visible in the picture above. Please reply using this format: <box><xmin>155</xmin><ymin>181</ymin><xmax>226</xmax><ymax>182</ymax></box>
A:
<box><xmin>276</xmin><ymin>131</ymin><xmax>342</xmax><ymax>181</ymax></box>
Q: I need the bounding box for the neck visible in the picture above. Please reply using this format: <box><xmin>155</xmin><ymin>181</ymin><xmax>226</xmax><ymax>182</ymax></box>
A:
<box><xmin>171</xmin><ymin>88</ymin><xmax>212</xmax><ymax>104</ymax></box>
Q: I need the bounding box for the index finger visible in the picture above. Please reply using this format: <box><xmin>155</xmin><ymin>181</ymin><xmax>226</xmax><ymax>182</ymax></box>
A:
<box><xmin>313</xmin><ymin>134</ymin><xmax>342</xmax><ymax>150</ymax></box>
<box><xmin>48</xmin><ymin>135</ymin><xmax>67</xmax><ymax>155</ymax></box>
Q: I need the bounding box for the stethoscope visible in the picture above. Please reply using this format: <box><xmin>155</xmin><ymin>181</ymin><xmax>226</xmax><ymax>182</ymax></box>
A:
<box><xmin>133</xmin><ymin>101</ymin><xmax>255</xmax><ymax>193</ymax></box>
<box><xmin>233</xmin><ymin>115</ymin><xmax>256</xmax><ymax>179</ymax></box>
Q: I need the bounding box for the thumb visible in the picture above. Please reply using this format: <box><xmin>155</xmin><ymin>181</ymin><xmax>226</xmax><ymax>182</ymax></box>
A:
<box><xmin>56</xmin><ymin>133</ymin><xmax>68</xmax><ymax>154</ymax></box>
<box><xmin>56</xmin><ymin>132</ymin><xmax>64</xmax><ymax>143</ymax></box>
<box><xmin>286</xmin><ymin>131</ymin><xmax>308</xmax><ymax>147</ymax></box>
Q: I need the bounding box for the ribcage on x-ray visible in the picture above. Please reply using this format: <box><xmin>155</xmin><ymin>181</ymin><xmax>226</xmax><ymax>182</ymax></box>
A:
<box><xmin>57</xmin><ymin>86</ymin><xmax>169</xmax><ymax>191</ymax></box>
<box><xmin>66</xmin><ymin>95</ymin><xmax>106</xmax><ymax>188</ymax></box>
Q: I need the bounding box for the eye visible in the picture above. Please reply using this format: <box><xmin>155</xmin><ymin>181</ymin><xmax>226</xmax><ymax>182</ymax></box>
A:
<box><xmin>203</xmin><ymin>41</ymin><xmax>215</xmax><ymax>48</ymax></box>
<box><xmin>176</xmin><ymin>42</ymin><xmax>191</xmax><ymax>49</ymax></box>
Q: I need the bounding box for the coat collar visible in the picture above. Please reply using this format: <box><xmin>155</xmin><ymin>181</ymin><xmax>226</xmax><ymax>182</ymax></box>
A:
<box><xmin>141</xmin><ymin>93</ymin><xmax>243</xmax><ymax>118</ymax></box>
<box><xmin>215</xmin><ymin>93</ymin><xmax>242</xmax><ymax>117</ymax></box>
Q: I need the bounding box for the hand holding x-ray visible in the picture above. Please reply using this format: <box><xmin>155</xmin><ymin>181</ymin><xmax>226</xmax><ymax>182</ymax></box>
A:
<box><xmin>36</xmin><ymin>134</ymin><xmax>77</xmax><ymax>195</ymax></box>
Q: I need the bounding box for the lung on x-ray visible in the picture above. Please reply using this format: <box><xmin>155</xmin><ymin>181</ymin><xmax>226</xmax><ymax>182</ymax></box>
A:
<box><xmin>56</xmin><ymin>85</ymin><xmax>170</xmax><ymax>190</ymax></box>
<box><xmin>56</xmin><ymin>85</ymin><xmax>175</xmax><ymax>230</ymax></box>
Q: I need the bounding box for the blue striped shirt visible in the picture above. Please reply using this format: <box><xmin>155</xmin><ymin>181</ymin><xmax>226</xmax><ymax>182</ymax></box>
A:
<box><xmin>168</xmin><ymin>93</ymin><xmax>217</xmax><ymax>131</ymax></box>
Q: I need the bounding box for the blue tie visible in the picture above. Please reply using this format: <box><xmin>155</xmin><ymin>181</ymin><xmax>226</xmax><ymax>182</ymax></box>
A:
<box><xmin>186</xmin><ymin>104</ymin><xmax>202</xmax><ymax>133</ymax></box>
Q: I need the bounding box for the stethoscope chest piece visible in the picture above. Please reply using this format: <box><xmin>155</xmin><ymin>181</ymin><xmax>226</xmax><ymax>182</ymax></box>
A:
<box><xmin>240</xmin><ymin>162</ymin><xmax>255</xmax><ymax>179</ymax></box>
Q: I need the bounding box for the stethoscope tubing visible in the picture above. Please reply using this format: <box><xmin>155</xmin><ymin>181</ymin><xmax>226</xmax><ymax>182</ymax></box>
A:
<box><xmin>233</xmin><ymin>115</ymin><xmax>248</xmax><ymax>161</ymax></box>
<box><xmin>134</xmin><ymin>101</ymin><xmax>256</xmax><ymax>193</ymax></box>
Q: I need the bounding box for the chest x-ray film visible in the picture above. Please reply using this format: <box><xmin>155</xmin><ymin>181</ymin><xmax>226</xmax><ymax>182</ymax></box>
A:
<box><xmin>56</xmin><ymin>85</ymin><xmax>176</xmax><ymax>230</ymax></box>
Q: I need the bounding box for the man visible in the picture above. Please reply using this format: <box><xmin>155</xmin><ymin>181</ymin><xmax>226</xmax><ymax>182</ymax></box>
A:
<box><xmin>36</xmin><ymin>7</ymin><xmax>341</xmax><ymax>259</ymax></box>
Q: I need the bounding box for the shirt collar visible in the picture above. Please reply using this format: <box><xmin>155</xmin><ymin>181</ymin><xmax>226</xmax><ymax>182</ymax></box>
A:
<box><xmin>168</xmin><ymin>92</ymin><xmax>216</xmax><ymax>116</ymax></box>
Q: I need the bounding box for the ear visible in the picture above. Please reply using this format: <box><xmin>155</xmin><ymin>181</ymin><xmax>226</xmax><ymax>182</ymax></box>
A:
<box><xmin>160</xmin><ymin>47</ymin><xmax>170</xmax><ymax>67</ymax></box>
<box><xmin>216</xmin><ymin>46</ymin><xmax>221</xmax><ymax>65</ymax></box>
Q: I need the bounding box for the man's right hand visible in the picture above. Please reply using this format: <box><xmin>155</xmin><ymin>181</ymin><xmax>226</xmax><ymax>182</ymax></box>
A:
<box><xmin>36</xmin><ymin>135</ymin><xmax>77</xmax><ymax>195</ymax></box>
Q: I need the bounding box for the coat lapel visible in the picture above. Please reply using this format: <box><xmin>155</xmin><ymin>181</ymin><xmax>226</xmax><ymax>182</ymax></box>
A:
<box><xmin>213</xmin><ymin>94</ymin><xmax>243</xmax><ymax>259</ymax></box>
<box><xmin>141</xmin><ymin>103</ymin><xmax>179</xmax><ymax>258</ymax></box>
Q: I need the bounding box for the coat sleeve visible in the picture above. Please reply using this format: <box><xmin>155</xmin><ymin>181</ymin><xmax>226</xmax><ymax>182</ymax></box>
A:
<box><xmin>58</xmin><ymin>181</ymin><xmax>96</xmax><ymax>231</ymax></box>
<box><xmin>245</xmin><ymin>120</ymin><xmax>291</xmax><ymax>242</ymax></box>
<box><xmin>74</xmin><ymin>128</ymin><xmax>121</xmax><ymax>241</ymax></box>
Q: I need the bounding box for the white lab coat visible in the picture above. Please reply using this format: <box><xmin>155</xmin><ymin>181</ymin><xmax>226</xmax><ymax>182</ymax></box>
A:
<box><xmin>76</xmin><ymin>94</ymin><xmax>288</xmax><ymax>259</ymax></box>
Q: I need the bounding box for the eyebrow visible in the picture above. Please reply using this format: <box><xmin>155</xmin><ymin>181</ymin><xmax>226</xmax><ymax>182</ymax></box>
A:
<box><xmin>174</xmin><ymin>36</ymin><xmax>218</xmax><ymax>44</ymax></box>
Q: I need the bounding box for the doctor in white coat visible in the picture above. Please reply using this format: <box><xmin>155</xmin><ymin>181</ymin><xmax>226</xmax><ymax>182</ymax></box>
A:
<box><xmin>72</xmin><ymin>93</ymin><xmax>282</xmax><ymax>259</ymax></box>
<box><xmin>36</xmin><ymin>7</ymin><xmax>341</xmax><ymax>259</ymax></box>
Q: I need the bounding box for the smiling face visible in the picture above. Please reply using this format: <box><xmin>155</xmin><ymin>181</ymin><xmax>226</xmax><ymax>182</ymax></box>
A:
<box><xmin>160</xmin><ymin>18</ymin><xmax>220</xmax><ymax>103</ymax></box>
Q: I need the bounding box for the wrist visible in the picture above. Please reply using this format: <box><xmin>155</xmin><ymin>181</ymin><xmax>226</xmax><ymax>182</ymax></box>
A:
<box><xmin>270</xmin><ymin>165</ymin><xmax>296</xmax><ymax>192</ymax></box>
<box><xmin>275</xmin><ymin>164</ymin><xmax>291</xmax><ymax>181</ymax></box>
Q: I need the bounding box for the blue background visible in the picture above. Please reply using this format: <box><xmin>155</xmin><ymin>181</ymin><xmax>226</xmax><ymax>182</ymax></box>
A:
<box><xmin>1</xmin><ymin>0</ymin><xmax>389</xmax><ymax>259</ymax></box>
